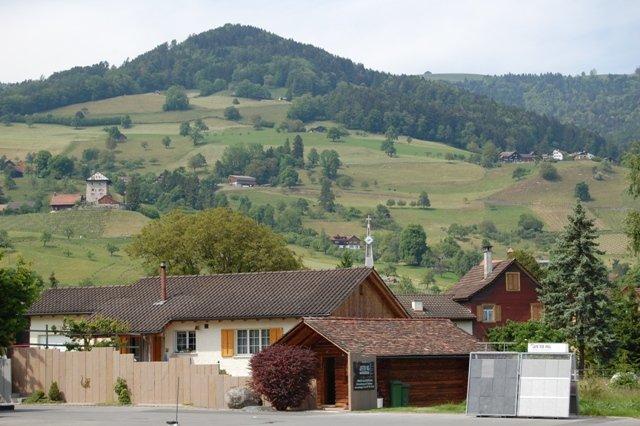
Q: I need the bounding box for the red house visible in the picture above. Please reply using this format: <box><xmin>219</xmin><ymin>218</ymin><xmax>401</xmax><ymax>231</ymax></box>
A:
<box><xmin>447</xmin><ymin>245</ymin><xmax>542</xmax><ymax>339</ymax></box>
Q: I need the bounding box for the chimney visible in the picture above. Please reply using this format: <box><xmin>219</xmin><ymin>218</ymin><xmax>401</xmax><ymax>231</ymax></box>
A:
<box><xmin>411</xmin><ymin>300</ymin><xmax>423</xmax><ymax>312</ymax></box>
<box><xmin>160</xmin><ymin>262</ymin><xmax>167</xmax><ymax>301</ymax></box>
<box><xmin>483</xmin><ymin>245</ymin><xmax>493</xmax><ymax>278</ymax></box>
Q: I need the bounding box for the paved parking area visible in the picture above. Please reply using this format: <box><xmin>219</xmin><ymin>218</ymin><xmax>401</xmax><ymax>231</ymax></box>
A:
<box><xmin>1</xmin><ymin>405</ymin><xmax>638</xmax><ymax>425</ymax></box>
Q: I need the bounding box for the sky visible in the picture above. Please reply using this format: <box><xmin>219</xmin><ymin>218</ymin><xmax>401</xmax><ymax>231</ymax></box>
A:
<box><xmin>1</xmin><ymin>0</ymin><xmax>639</xmax><ymax>83</ymax></box>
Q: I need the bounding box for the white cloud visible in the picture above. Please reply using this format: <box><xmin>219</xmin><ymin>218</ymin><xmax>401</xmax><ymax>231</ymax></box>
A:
<box><xmin>0</xmin><ymin>0</ymin><xmax>638</xmax><ymax>82</ymax></box>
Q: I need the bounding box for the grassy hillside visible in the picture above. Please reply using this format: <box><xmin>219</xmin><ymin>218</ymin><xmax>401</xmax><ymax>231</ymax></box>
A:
<box><xmin>0</xmin><ymin>92</ymin><xmax>636</xmax><ymax>287</ymax></box>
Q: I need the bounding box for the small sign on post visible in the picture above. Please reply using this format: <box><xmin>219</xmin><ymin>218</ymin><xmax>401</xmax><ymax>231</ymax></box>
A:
<box><xmin>352</xmin><ymin>361</ymin><xmax>375</xmax><ymax>390</ymax></box>
<box><xmin>527</xmin><ymin>342</ymin><xmax>569</xmax><ymax>353</ymax></box>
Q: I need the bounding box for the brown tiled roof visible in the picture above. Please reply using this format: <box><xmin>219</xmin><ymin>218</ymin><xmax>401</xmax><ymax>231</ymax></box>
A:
<box><xmin>447</xmin><ymin>259</ymin><xmax>516</xmax><ymax>301</ymax></box>
<box><xmin>27</xmin><ymin>268</ymin><xmax>383</xmax><ymax>333</ymax></box>
<box><xmin>396</xmin><ymin>294</ymin><xmax>475</xmax><ymax>319</ymax></box>
<box><xmin>50</xmin><ymin>193</ymin><xmax>82</xmax><ymax>206</ymax></box>
<box><xmin>97</xmin><ymin>194</ymin><xmax>119</xmax><ymax>204</ymax></box>
<box><xmin>288</xmin><ymin>318</ymin><xmax>478</xmax><ymax>356</ymax></box>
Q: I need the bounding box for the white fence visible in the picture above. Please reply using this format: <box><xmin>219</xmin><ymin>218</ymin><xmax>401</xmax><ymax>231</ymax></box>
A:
<box><xmin>0</xmin><ymin>358</ymin><xmax>10</xmax><ymax>403</ymax></box>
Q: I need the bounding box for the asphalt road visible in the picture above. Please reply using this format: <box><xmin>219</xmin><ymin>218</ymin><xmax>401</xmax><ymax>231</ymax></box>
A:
<box><xmin>1</xmin><ymin>405</ymin><xmax>639</xmax><ymax>426</ymax></box>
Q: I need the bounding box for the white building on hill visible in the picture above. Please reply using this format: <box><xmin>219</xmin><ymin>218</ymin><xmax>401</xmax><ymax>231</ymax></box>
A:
<box><xmin>86</xmin><ymin>172</ymin><xmax>111</xmax><ymax>204</ymax></box>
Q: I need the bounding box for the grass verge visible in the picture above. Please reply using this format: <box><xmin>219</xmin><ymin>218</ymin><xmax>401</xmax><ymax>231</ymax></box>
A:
<box><xmin>579</xmin><ymin>378</ymin><xmax>640</xmax><ymax>418</ymax></box>
<box><xmin>369</xmin><ymin>401</ymin><xmax>466</xmax><ymax>414</ymax></box>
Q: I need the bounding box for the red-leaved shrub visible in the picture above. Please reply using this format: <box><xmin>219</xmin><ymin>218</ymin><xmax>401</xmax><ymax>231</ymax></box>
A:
<box><xmin>250</xmin><ymin>344</ymin><xmax>317</xmax><ymax>411</ymax></box>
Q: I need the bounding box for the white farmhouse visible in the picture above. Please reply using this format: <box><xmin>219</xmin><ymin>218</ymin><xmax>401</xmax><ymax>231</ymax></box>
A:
<box><xmin>86</xmin><ymin>172</ymin><xmax>111</xmax><ymax>204</ymax></box>
<box><xmin>552</xmin><ymin>150</ymin><xmax>564</xmax><ymax>161</ymax></box>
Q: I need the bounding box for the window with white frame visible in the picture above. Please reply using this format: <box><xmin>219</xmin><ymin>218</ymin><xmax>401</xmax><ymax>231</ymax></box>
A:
<box><xmin>236</xmin><ymin>329</ymin><xmax>270</xmax><ymax>355</ymax></box>
<box><xmin>175</xmin><ymin>330</ymin><xmax>196</xmax><ymax>353</ymax></box>
<box><xmin>482</xmin><ymin>305</ymin><xmax>495</xmax><ymax>323</ymax></box>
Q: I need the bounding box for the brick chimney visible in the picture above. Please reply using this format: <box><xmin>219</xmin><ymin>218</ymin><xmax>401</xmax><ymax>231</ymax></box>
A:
<box><xmin>483</xmin><ymin>245</ymin><xmax>493</xmax><ymax>279</ymax></box>
<box><xmin>160</xmin><ymin>262</ymin><xmax>168</xmax><ymax>301</ymax></box>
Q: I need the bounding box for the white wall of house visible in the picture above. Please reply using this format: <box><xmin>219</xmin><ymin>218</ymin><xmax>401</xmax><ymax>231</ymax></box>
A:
<box><xmin>453</xmin><ymin>320</ymin><xmax>474</xmax><ymax>335</ymax></box>
<box><xmin>29</xmin><ymin>315</ymin><xmax>81</xmax><ymax>350</ymax></box>
<box><xmin>163</xmin><ymin>318</ymin><xmax>300</xmax><ymax>376</ymax></box>
<box><xmin>86</xmin><ymin>181</ymin><xmax>108</xmax><ymax>203</ymax></box>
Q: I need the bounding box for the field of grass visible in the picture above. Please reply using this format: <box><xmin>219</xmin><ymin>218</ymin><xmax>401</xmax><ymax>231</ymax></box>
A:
<box><xmin>579</xmin><ymin>378</ymin><xmax>640</xmax><ymax>418</ymax></box>
<box><xmin>1</xmin><ymin>91</ymin><xmax>638</xmax><ymax>285</ymax></box>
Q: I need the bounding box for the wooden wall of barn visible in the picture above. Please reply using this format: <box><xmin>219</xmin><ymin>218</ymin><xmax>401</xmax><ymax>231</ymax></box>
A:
<box><xmin>310</xmin><ymin>340</ymin><xmax>349</xmax><ymax>407</ymax></box>
<box><xmin>332</xmin><ymin>277</ymin><xmax>404</xmax><ymax>318</ymax></box>
<box><xmin>377</xmin><ymin>357</ymin><xmax>469</xmax><ymax>406</ymax></box>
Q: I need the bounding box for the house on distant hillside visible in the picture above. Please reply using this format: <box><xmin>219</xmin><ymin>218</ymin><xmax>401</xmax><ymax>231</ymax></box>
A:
<box><xmin>519</xmin><ymin>152</ymin><xmax>536</xmax><ymax>162</ymax></box>
<box><xmin>552</xmin><ymin>149</ymin><xmax>564</xmax><ymax>161</ymax></box>
<box><xmin>446</xmin><ymin>245</ymin><xmax>542</xmax><ymax>339</ymax></box>
<box><xmin>397</xmin><ymin>294</ymin><xmax>475</xmax><ymax>334</ymax></box>
<box><xmin>571</xmin><ymin>151</ymin><xmax>595</xmax><ymax>161</ymax></box>
<box><xmin>228</xmin><ymin>175</ymin><xmax>256</xmax><ymax>187</ymax></box>
<box><xmin>330</xmin><ymin>235</ymin><xmax>362</xmax><ymax>249</ymax></box>
<box><xmin>50</xmin><ymin>193</ymin><xmax>83</xmax><ymax>211</ymax></box>
<box><xmin>4</xmin><ymin>159</ymin><xmax>25</xmax><ymax>177</ymax></box>
<box><xmin>499</xmin><ymin>151</ymin><xmax>520</xmax><ymax>163</ymax></box>
<box><xmin>27</xmin><ymin>267</ymin><xmax>408</xmax><ymax>376</ymax></box>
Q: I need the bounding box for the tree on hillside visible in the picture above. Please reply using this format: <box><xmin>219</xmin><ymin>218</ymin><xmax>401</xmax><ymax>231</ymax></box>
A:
<box><xmin>326</xmin><ymin>126</ymin><xmax>345</xmax><ymax>142</ymax></box>
<box><xmin>41</xmin><ymin>230</ymin><xmax>52</xmax><ymax>247</ymax></box>
<box><xmin>278</xmin><ymin>166</ymin><xmax>299</xmax><ymax>188</ymax></box>
<box><xmin>539</xmin><ymin>203</ymin><xmax>614</xmax><ymax>371</ymax></box>
<box><xmin>179</xmin><ymin>121</ymin><xmax>191</xmax><ymax>136</ymax></box>
<box><xmin>190</xmin><ymin>128</ymin><xmax>204</xmax><ymax>146</ymax></box>
<box><xmin>292</xmin><ymin>135</ymin><xmax>304</xmax><ymax>164</ymax></box>
<box><xmin>385</xmin><ymin>126</ymin><xmax>399</xmax><ymax>142</ymax></box>
<box><xmin>540</xmin><ymin>163</ymin><xmax>560</xmax><ymax>181</ymax></box>
<box><xmin>517</xmin><ymin>213</ymin><xmax>544</xmax><ymax>238</ymax></box>
<box><xmin>120</xmin><ymin>115</ymin><xmax>132</xmax><ymax>129</ymax></box>
<box><xmin>574</xmin><ymin>181</ymin><xmax>591</xmax><ymax>201</ymax></box>
<box><xmin>320</xmin><ymin>149</ymin><xmax>341</xmax><ymax>179</ymax></box>
<box><xmin>106</xmin><ymin>243</ymin><xmax>120</xmax><ymax>257</ymax></box>
<box><xmin>512</xmin><ymin>166</ymin><xmax>529</xmax><ymax>181</ymax></box>
<box><xmin>188</xmin><ymin>153</ymin><xmax>207</xmax><ymax>171</ymax></box>
<box><xmin>336</xmin><ymin>250</ymin><xmax>354</xmax><ymax>269</ymax></box>
<box><xmin>417</xmin><ymin>191</ymin><xmax>430</xmax><ymax>208</ymax></box>
<box><xmin>0</xmin><ymin>258</ymin><xmax>43</xmax><ymax>352</ymax></box>
<box><xmin>224</xmin><ymin>106</ymin><xmax>241</xmax><ymax>121</ymax></box>
<box><xmin>162</xmin><ymin>136</ymin><xmax>172</xmax><ymax>149</ymax></box>
<box><xmin>63</xmin><ymin>226</ymin><xmax>74</xmax><ymax>240</ymax></box>
<box><xmin>127</xmin><ymin>209</ymin><xmax>302</xmax><ymax>274</ymax></box>
<box><xmin>509</xmin><ymin>248</ymin><xmax>546</xmax><ymax>281</ymax></box>
<box><xmin>318</xmin><ymin>178</ymin><xmax>336</xmax><ymax>212</ymax></box>
<box><xmin>194</xmin><ymin>118</ymin><xmax>209</xmax><ymax>131</ymax></box>
<box><xmin>306</xmin><ymin>148</ymin><xmax>319</xmax><ymax>168</ymax></box>
<box><xmin>400</xmin><ymin>224</ymin><xmax>428</xmax><ymax>266</ymax></box>
<box><xmin>163</xmin><ymin>85</ymin><xmax>190</xmax><ymax>111</ymax></box>
<box><xmin>380</xmin><ymin>139</ymin><xmax>396</xmax><ymax>157</ymax></box>
<box><xmin>610</xmin><ymin>286</ymin><xmax>640</xmax><ymax>369</ymax></box>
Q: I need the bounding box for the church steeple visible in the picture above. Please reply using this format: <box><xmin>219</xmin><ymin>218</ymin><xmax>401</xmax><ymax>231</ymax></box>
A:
<box><xmin>364</xmin><ymin>215</ymin><xmax>374</xmax><ymax>268</ymax></box>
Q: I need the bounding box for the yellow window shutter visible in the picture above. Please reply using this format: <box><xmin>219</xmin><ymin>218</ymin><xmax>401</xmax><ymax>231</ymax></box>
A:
<box><xmin>119</xmin><ymin>336</ymin><xmax>129</xmax><ymax>354</ymax></box>
<box><xmin>269</xmin><ymin>327</ymin><xmax>284</xmax><ymax>344</ymax></box>
<box><xmin>495</xmin><ymin>305</ymin><xmax>502</xmax><ymax>322</ymax></box>
<box><xmin>221</xmin><ymin>329</ymin><xmax>235</xmax><ymax>357</ymax></box>
<box><xmin>476</xmin><ymin>305</ymin><xmax>483</xmax><ymax>322</ymax></box>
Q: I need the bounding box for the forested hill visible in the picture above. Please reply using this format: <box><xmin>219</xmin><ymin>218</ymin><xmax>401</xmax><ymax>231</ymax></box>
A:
<box><xmin>450</xmin><ymin>72</ymin><xmax>640</xmax><ymax>147</ymax></box>
<box><xmin>0</xmin><ymin>24</ymin><xmax>611</xmax><ymax>157</ymax></box>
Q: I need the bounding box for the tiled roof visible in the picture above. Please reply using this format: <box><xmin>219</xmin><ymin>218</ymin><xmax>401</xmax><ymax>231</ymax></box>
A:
<box><xmin>27</xmin><ymin>268</ymin><xmax>381</xmax><ymax>333</ymax></box>
<box><xmin>86</xmin><ymin>172</ymin><xmax>110</xmax><ymax>182</ymax></box>
<box><xmin>446</xmin><ymin>259</ymin><xmax>516</xmax><ymax>301</ymax></box>
<box><xmin>396</xmin><ymin>294</ymin><xmax>475</xmax><ymax>319</ymax></box>
<box><xmin>292</xmin><ymin>318</ymin><xmax>478</xmax><ymax>356</ymax></box>
<box><xmin>50</xmin><ymin>193</ymin><xmax>82</xmax><ymax>206</ymax></box>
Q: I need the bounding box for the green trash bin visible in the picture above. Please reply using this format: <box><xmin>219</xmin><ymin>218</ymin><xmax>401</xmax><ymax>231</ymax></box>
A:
<box><xmin>390</xmin><ymin>380</ymin><xmax>403</xmax><ymax>407</ymax></box>
<box><xmin>401</xmin><ymin>383</ymin><xmax>410</xmax><ymax>407</ymax></box>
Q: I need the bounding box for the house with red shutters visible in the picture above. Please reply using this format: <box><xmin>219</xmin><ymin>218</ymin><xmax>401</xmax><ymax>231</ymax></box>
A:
<box><xmin>446</xmin><ymin>245</ymin><xmax>542</xmax><ymax>339</ymax></box>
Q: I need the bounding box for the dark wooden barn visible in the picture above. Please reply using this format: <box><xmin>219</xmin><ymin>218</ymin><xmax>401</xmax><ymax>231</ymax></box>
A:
<box><xmin>279</xmin><ymin>317</ymin><xmax>478</xmax><ymax>410</ymax></box>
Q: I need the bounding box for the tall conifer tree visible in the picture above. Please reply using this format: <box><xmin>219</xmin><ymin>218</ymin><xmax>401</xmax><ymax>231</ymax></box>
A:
<box><xmin>539</xmin><ymin>203</ymin><xmax>613</xmax><ymax>371</ymax></box>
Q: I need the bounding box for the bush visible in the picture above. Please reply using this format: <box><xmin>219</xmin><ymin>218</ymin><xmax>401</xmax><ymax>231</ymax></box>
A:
<box><xmin>386</xmin><ymin>199</ymin><xmax>396</xmax><ymax>206</ymax></box>
<box><xmin>224</xmin><ymin>106</ymin><xmax>241</xmax><ymax>121</ymax></box>
<box><xmin>24</xmin><ymin>390</ymin><xmax>46</xmax><ymax>403</ymax></box>
<box><xmin>250</xmin><ymin>345</ymin><xmax>317</xmax><ymax>411</ymax></box>
<box><xmin>610</xmin><ymin>372</ymin><xmax>639</xmax><ymax>389</ymax></box>
<box><xmin>114</xmin><ymin>377</ymin><xmax>131</xmax><ymax>405</ymax></box>
<box><xmin>540</xmin><ymin>163</ymin><xmax>560</xmax><ymax>181</ymax></box>
<box><xmin>48</xmin><ymin>381</ymin><xmax>63</xmax><ymax>402</ymax></box>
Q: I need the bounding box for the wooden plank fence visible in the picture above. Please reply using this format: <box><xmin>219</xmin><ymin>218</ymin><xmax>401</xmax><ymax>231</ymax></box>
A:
<box><xmin>10</xmin><ymin>348</ymin><xmax>248</xmax><ymax>409</ymax></box>
<box><xmin>0</xmin><ymin>358</ymin><xmax>10</xmax><ymax>403</ymax></box>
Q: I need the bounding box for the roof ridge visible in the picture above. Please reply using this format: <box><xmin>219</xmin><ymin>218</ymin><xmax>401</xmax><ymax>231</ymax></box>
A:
<box><xmin>306</xmin><ymin>317</ymin><xmax>448</xmax><ymax>322</ymax></box>
<box><xmin>44</xmin><ymin>283</ymin><xmax>131</xmax><ymax>291</ymax></box>
<box><xmin>140</xmin><ymin>267</ymin><xmax>372</xmax><ymax>280</ymax></box>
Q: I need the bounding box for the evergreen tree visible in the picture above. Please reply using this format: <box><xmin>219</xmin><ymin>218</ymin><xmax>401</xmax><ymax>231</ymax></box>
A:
<box><xmin>318</xmin><ymin>178</ymin><xmax>335</xmax><ymax>212</ymax></box>
<box><xmin>337</xmin><ymin>250</ymin><xmax>354</xmax><ymax>269</ymax></box>
<box><xmin>307</xmin><ymin>148</ymin><xmax>319</xmax><ymax>168</ymax></box>
<box><xmin>539</xmin><ymin>203</ymin><xmax>614</xmax><ymax>371</ymax></box>
<box><xmin>292</xmin><ymin>135</ymin><xmax>304</xmax><ymax>162</ymax></box>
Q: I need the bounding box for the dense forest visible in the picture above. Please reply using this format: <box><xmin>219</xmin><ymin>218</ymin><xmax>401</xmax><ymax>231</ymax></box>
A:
<box><xmin>0</xmin><ymin>24</ymin><xmax>617</xmax><ymax>157</ymax></box>
<box><xmin>451</xmin><ymin>72</ymin><xmax>640</xmax><ymax>147</ymax></box>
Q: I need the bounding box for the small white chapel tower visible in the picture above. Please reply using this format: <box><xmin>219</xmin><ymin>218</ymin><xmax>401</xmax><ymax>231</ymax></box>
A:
<box><xmin>364</xmin><ymin>215</ymin><xmax>374</xmax><ymax>267</ymax></box>
<box><xmin>86</xmin><ymin>172</ymin><xmax>111</xmax><ymax>204</ymax></box>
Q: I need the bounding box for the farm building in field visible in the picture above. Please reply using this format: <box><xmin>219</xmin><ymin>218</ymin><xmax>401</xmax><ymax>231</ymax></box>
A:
<box><xmin>49</xmin><ymin>193</ymin><xmax>83</xmax><ymax>211</ymax></box>
<box><xmin>446</xmin><ymin>245</ymin><xmax>542</xmax><ymax>339</ymax></box>
<box><xmin>396</xmin><ymin>294</ymin><xmax>475</xmax><ymax>334</ymax></box>
<box><xmin>26</xmin><ymin>267</ymin><xmax>408</xmax><ymax>376</ymax></box>
<box><xmin>228</xmin><ymin>175</ymin><xmax>257</xmax><ymax>187</ymax></box>
<box><xmin>571</xmin><ymin>151</ymin><xmax>595</xmax><ymax>161</ymax></box>
<box><xmin>519</xmin><ymin>152</ymin><xmax>536</xmax><ymax>162</ymax></box>
<box><xmin>498</xmin><ymin>151</ymin><xmax>520</xmax><ymax>163</ymax></box>
<box><xmin>552</xmin><ymin>149</ymin><xmax>564</xmax><ymax>161</ymax></box>
<box><xmin>278</xmin><ymin>317</ymin><xmax>478</xmax><ymax>409</ymax></box>
<box><xmin>330</xmin><ymin>234</ymin><xmax>362</xmax><ymax>249</ymax></box>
